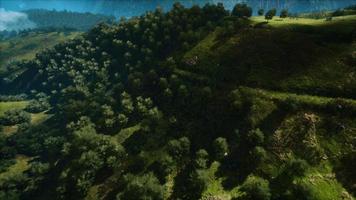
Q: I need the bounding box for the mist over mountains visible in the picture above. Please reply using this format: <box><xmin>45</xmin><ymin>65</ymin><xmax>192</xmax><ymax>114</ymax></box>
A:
<box><xmin>0</xmin><ymin>9</ymin><xmax>36</xmax><ymax>31</ymax></box>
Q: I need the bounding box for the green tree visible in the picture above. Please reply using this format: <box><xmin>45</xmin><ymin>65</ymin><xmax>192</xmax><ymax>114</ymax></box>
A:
<box><xmin>118</xmin><ymin>173</ymin><xmax>164</xmax><ymax>200</ymax></box>
<box><xmin>258</xmin><ymin>9</ymin><xmax>265</xmax><ymax>16</ymax></box>
<box><xmin>250</xmin><ymin>146</ymin><xmax>268</xmax><ymax>166</ymax></box>
<box><xmin>265</xmin><ymin>9</ymin><xmax>277</xmax><ymax>20</ymax></box>
<box><xmin>189</xmin><ymin>169</ymin><xmax>210</xmax><ymax>198</ymax></box>
<box><xmin>167</xmin><ymin>137</ymin><xmax>191</xmax><ymax>162</ymax></box>
<box><xmin>0</xmin><ymin>109</ymin><xmax>31</xmax><ymax>126</ymax></box>
<box><xmin>213</xmin><ymin>137</ymin><xmax>229</xmax><ymax>160</ymax></box>
<box><xmin>247</xmin><ymin>129</ymin><xmax>265</xmax><ymax>146</ymax></box>
<box><xmin>240</xmin><ymin>175</ymin><xmax>271</xmax><ymax>200</ymax></box>
<box><xmin>284</xmin><ymin>158</ymin><xmax>308</xmax><ymax>177</ymax></box>
<box><xmin>194</xmin><ymin>149</ymin><xmax>209</xmax><ymax>169</ymax></box>
<box><xmin>232</xmin><ymin>4</ymin><xmax>253</xmax><ymax>18</ymax></box>
<box><xmin>280</xmin><ymin>9</ymin><xmax>289</xmax><ymax>18</ymax></box>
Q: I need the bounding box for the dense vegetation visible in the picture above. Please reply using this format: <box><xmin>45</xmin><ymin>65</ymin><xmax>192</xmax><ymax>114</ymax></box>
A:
<box><xmin>0</xmin><ymin>3</ymin><xmax>355</xmax><ymax>200</ymax></box>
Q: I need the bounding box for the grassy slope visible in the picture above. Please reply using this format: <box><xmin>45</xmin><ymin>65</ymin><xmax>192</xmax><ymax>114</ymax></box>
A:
<box><xmin>0</xmin><ymin>101</ymin><xmax>29</xmax><ymax>116</ymax></box>
<box><xmin>181</xmin><ymin>15</ymin><xmax>356</xmax><ymax>199</ymax></box>
<box><xmin>0</xmin><ymin>101</ymin><xmax>50</xmax><ymax>136</ymax></box>
<box><xmin>184</xmin><ymin>15</ymin><xmax>356</xmax><ymax>98</ymax></box>
<box><xmin>250</xmin><ymin>15</ymin><xmax>356</xmax><ymax>27</ymax></box>
<box><xmin>0</xmin><ymin>32</ymin><xmax>80</xmax><ymax>77</ymax></box>
<box><xmin>0</xmin><ymin>155</ymin><xmax>30</xmax><ymax>182</ymax></box>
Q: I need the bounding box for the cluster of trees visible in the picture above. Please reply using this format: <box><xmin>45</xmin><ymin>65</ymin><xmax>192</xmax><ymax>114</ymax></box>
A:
<box><xmin>0</xmin><ymin>94</ymin><xmax>27</xmax><ymax>101</ymax></box>
<box><xmin>0</xmin><ymin>109</ymin><xmax>30</xmax><ymax>126</ymax></box>
<box><xmin>25</xmin><ymin>93</ymin><xmax>50</xmax><ymax>113</ymax></box>
<box><xmin>230</xmin><ymin>4</ymin><xmax>289</xmax><ymax>20</ymax></box>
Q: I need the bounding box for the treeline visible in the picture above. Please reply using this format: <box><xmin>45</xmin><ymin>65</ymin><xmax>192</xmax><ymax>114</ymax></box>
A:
<box><xmin>24</xmin><ymin>9</ymin><xmax>115</xmax><ymax>31</ymax></box>
<box><xmin>298</xmin><ymin>4</ymin><xmax>356</xmax><ymax>19</ymax></box>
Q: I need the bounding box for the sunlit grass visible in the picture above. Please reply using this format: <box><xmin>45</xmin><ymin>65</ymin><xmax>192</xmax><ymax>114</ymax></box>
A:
<box><xmin>250</xmin><ymin>15</ymin><xmax>356</xmax><ymax>27</ymax></box>
<box><xmin>201</xmin><ymin>162</ymin><xmax>242</xmax><ymax>200</ymax></box>
<box><xmin>0</xmin><ymin>155</ymin><xmax>30</xmax><ymax>182</ymax></box>
<box><xmin>0</xmin><ymin>101</ymin><xmax>29</xmax><ymax>116</ymax></box>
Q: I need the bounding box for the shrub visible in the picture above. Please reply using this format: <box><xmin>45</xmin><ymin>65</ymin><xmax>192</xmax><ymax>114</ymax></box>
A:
<box><xmin>167</xmin><ymin>137</ymin><xmax>191</xmax><ymax>162</ymax></box>
<box><xmin>213</xmin><ymin>137</ymin><xmax>229</xmax><ymax>161</ymax></box>
<box><xmin>0</xmin><ymin>109</ymin><xmax>31</xmax><ymax>126</ymax></box>
<box><xmin>240</xmin><ymin>175</ymin><xmax>271</xmax><ymax>200</ymax></box>
<box><xmin>25</xmin><ymin>100</ymin><xmax>50</xmax><ymax>113</ymax></box>
<box><xmin>258</xmin><ymin>9</ymin><xmax>264</xmax><ymax>16</ymax></box>
<box><xmin>194</xmin><ymin>149</ymin><xmax>209</xmax><ymax>169</ymax></box>
<box><xmin>189</xmin><ymin>169</ymin><xmax>210</xmax><ymax>197</ymax></box>
<box><xmin>250</xmin><ymin>146</ymin><xmax>268</xmax><ymax>166</ymax></box>
<box><xmin>280</xmin><ymin>9</ymin><xmax>289</xmax><ymax>18</ymax></box>
<box><xmin>118</xmin><ymin>173</ymin><xmax>164</xmax><ymax>200</ymax></box>
<box><xmin>247</xmin><ymin>129</ymin><xmax>265</xmax><ymax>146</ymax></box>
<box><xmin>265</xmin><ymin>9</ymin><xmax>277</xmax><ymax>20</ymax></box>
<box><xmin>284</xmin><ymin>158</ymin><xmax>308</xmax><ymax>177</ymax></box>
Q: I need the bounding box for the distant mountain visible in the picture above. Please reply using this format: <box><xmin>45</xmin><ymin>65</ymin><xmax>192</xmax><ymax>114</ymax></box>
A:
<box><xmin>24</xmin><ymin>9</ymin><xmax>115</xmax><ymax>31</ymax></box>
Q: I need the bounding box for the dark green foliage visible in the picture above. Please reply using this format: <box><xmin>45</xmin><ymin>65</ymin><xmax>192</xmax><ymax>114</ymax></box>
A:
<box><xmin>335</xmin><ymin>152</ymin><xmax>356</xmax><ymax>196</ymax></box>
<box><xmin>265</xmin><ymin>9</ymin><xmax>277</xmax><ymax>20</ymax></box>
<box><xmin>188</xmin><ymin>169</ymin><xmax>210</xmax><ymax>198</ymax></box>
<box><xmin>258</xmin><ymin>9</ymin><xmax>265</xmax><ymax>16</ymax></box>
<box><xmin>151</xmin><ymin>155</ymin><xmax>176</xmax><ymax>182</ymax></box>
<box><xmin>247</xmin><ymin>129</ymin><xmax>265</xmax><ymax>146</ymax></box>
<box><xmin>57</xmin><ymin>117</ymin><xmax>126</xmax><ymax>198</ymax></box>
<box><xmin>232</xmin><ymin>4</ymin><xmax>253</xmax><ymax>18</ymax></box>
<box><xmin>167</xmin><ymin>137</ymin><xmax>191</xmax><ymax>162</ymax></box>
<box><xmin>0</xmin><ymin>109</ymin><xmax>30</xmax><ymax>126</ymax></box>
<box><xmin>250</xmin><ymin>146</ymin><xmax>267</xmax><ymax>166</ymax></box>
<box><xmin>194</xmin><ymin>149</ymin><xmax>209</xmax><ymax>169</ymax></box>
<box><xmin>25</xmin><ymin>94</ymin><xmax>50</xmax><ymax>113</ymax></box>
<box><xmin>0</xmin><ymin>159</ymin><xmax>15</xmax><ymax>173</ymax></box>
<box><xmin>284</xmin><ymin>158</ymin><xmax>309</xmax><ymax>177</ymax></box>
<box><xmin>213</xmin><ymin>137</ymin><xmax>229</xmax><ymax>161</ymax></box>
<box><xmin>280</xmin><ymin>9</ymin><xmax>289</xmax><ymax>18</ymax></box>
<box><xmin>240</xmin><ymin>175</ymin><xmax>271</xmax><ymax>200</ymax></box>
<box><xmin>117</xmin><ymin>173</ymin><xmax>165</xmax><ymax>200</ymax></box>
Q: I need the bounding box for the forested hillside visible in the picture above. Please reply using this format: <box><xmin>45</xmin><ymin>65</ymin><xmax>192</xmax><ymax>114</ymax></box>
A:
<box><xmin>0</xmin><ymin>3</ymin><xmax>355</xmax><ymax>200</ymax></box>
<box><xmin>24</xmin><ymin>9</ymin><xmax>115</xmax><ymax>31</ymax></box>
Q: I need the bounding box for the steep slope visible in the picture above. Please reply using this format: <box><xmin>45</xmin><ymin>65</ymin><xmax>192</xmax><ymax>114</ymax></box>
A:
<box><xmin>183</xmin><ymin>15</ymin><xmax>356</xmax><ymax>97</ymax></box>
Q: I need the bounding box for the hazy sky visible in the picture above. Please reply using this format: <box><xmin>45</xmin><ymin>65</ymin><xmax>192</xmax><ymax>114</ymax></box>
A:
<box><xmin>0</xmin><ymin>0</ymin><xmax>355</xmax><ymax>17</ymax></box>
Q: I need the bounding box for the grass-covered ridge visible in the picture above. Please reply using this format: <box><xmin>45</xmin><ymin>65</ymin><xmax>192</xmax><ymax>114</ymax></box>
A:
<box><xmin>0</xmin><ymin>31</ymin><xmax>80</xmax><ymax>83</ymax></box>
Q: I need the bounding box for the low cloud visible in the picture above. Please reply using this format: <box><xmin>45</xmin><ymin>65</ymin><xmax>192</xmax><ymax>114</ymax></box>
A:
<box><xmin>0</xmin><ymin>8</ymin><xmax>36</xmax><ymax>31</ymax></box>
